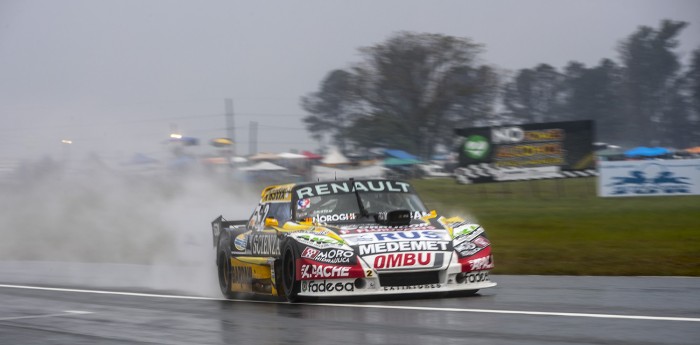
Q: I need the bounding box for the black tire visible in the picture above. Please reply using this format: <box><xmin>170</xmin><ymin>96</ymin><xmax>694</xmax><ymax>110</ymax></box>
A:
<box><xmin>217</xmin><ymin>236</ymin><xmax>236</xmax><ymax>299</ymax></box>
<box><xmin>281</xmin><ymin>240</ymin><xmax>301</xmax><ymax>302</ymax></box>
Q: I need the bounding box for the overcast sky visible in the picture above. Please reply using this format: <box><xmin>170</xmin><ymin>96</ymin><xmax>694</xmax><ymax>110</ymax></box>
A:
<box><xmin>1</xmin><ymin>0</ymin><xmax>698</xmax><ymax>163</ymax></box>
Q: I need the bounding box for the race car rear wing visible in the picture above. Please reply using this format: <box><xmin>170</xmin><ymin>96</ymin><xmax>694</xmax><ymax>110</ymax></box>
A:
<box><xmin>211</xmin><ymin>215</ymin><xmax>247</xmax><ymax>247</ymax></box>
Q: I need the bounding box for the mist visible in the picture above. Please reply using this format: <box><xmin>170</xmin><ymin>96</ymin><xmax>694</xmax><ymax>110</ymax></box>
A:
<box><xmin>0</xmin><ymin>161</ymin><xmax>260</xmax><ymax>296</ymax></box>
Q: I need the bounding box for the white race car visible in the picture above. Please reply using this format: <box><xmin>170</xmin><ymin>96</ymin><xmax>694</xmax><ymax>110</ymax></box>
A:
<box><xmin>212</xmin><ymin>179</ymin><xmax>495</xmax><ymax>301</ymax></box>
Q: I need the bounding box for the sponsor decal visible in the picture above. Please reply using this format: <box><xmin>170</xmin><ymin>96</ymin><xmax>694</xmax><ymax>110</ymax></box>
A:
<box><xmin>455</xmin><ymin>229</ymin><xmax>484</xmax><ymax>244</ymax></box>
<box><xmin>234</xmin><ymin>232</ymin><xmax>249</xmax><ymax>251</ymax></box>
<box><xmin>297</xmin><ymin>198</ymin><xmax>311</xmax><ymax>209</ymax></box>
<box><xmin>496</xmin><ymin>142</ymin><xmax>563</xmax><ymax>159</ymax></box>
<box><xmin>358</xmin><ymin>240</ymin><xmax>450</xmax><ymax>255</ymax></box>
<box><xmin>372</xmin><ymin>230</ymin><xmax>444</xmax><ymax>242</ymax></box>
<box><xmin>491</xmin><ymin>127</ymin><xmax>563</xmax><ymax>144</ymax></box>
<box><xmin>231</xmin><ymin>265</ymin><xmax>252</xmax><ymax>285</ymax></box>
<box><xmin>605</xmin><ymin>164</ymin><xmax>693</xmax><ymax>195</ymax></box>
<box><xmin>295</xmin><ymin>180</ymin><xmax>412</xmax><ymax>199</ymax></box>
<box><xmin>463</xmin><ymin>135</ymin><xmax>489</xmax><ymax>159</ymax></box>
<box><xmin>463</xmin><ymin>271</ymin><xmax>490</xmax><ymax>285</ymax></box>
<box><xmin>295</xmin><ymin>234</ymin><xmax>345</xmax><ymax>249</ymax></box>
<box><xmin>301</xmin><ymin>247</ymin><xmax>355</xmax><ymax>264</ymax></box>
<box><xmin>457</xmin><ymin>120</ymin><xmax>593</xmax><ymax>173</ymax></box>
<box><xmin>301</xmin><ymin>247</ymin><xmax>320</xmax><ymax>259</ymax></box>
<box><xmin>454</xmin><ymin>240</ymin><xmax>483</xmax><ymax>257</ymax></box>
<box><xmin>472</xmin><ymin>236</ymin><xmax>490</xmax><ymax>248</ymax></box>
<box><xmin>302</xmin><ymin>280</ymin><xmax>355</xmax><ymax>293</ymax></box>
<box><xmin>371</xmin><ymin>252</ymin><xmax>444</xmax><ymax>269</ymax></box>
<box><xmin>300</xmin><ymin>263</ymin><xmax>351</xmax><ymax>279</ymax></box>
<box><xmin>490</xmin><ymin>127</ymin><xmax>567</xmax><ymax>168</ymax></box>
<box><xmin>453</xmin><ymin>224</ymin><xmax>482</xmax><ymax>239</ymax></box>
<box><xmin>212</xmin><ymin>222</ymin><xmax>221</xmax><ymax>238</ymax></box>
<box><xmin>382</xmin><ymin>284</ymin><xmax>442</xmax><ymax>291</ymax></box>
<box><xmin>250</xmin><ymin>233</ymin><xmax>280</xmax><ymax>256</ymax></box>
<box><xmin>339</xmin><ymin>223</ymin><xmax>436</xmax><ymax>234</ymax></box>
<box><xmin>346</xmin><ymin>234</ymin><xmax>376</xmax><ymax>243</ymax></box>
<box><xmin>468</xmin><ymin>256</ymin><xmax>494</xmax><ymax>271</ymax></box>
<box><xmin>262</xmin><ymin>185</ymin><xmax>293</xmax><ymax>202</ymax></box>
<box><xmin>313</xmin><ymin>213</ymin><xmax>356</xmax><ymax>223</ymax></box>
<box><xmin>376</xmin><ymin>211</ymin><xmax>429</xmax><ymax>222</ymax></box>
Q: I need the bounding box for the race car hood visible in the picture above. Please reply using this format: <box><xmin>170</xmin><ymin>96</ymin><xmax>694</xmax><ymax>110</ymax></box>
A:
<box><xmin>333</xmin><ymin>218</ymin><xmax>451</xmax><ymax>245</ymax></box>
<box><xmin>286</xmin><ymin>211</ymin><xmax>465</xmax><ymax>245</ymax></box>
<box><xmin>283</xmin><ymin>215</ymin><xmax>451</xmax><ymax>272</ymax></box>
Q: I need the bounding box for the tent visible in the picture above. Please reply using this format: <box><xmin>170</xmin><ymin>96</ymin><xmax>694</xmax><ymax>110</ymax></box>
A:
<box><xmin>384</xmin><ymin>149</ymin><xmax>420</xmax><ymax>161</ymax></box>
<box><xmin>383</xmin><ymin>157</ymin><xmax>422</xmax><ymax>166</ymax></box>
<box><xmin>238</xmin><ymin>161</ymin><xmax>287</xmax><ymax>171</ymax></box>
<box><xmin>685</xmin><ymin>146</ymin><xmax>700</xmax><ymax>154</ymax></box>
<box><xmin>210</xmin><ymin>138</ymin><xmax>233</xmax><ymax>147</ymax></box>
<box><xmin>277</xmin><ymin>152</ymin><xmax>307</xmax><ymax>159</ymax></box>
<box><xmin>321</xmin><ymin>147</ymin><xmax>350</xmax><ymax>165</ymax></box>
<box><xmin>312</xmin><ymin>164</ymin><xmax>386</xmax><ymax>180</ymax></box>
<box><xmin>301</xmin><ymin>151</ymin><xmax>323</xmax><ymax>160</ymax></box>
<box><xmin>248</xmin><ymin>152</ymin><xmax>280</xmax><ymax>161</ymax></box>
<box><xmin>624</xmin><ymin>146</ymin><xmax>670</xmax><ymax>157</ymax></box>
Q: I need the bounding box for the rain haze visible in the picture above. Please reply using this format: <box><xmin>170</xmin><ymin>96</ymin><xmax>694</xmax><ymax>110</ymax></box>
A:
<box><xmin>1</xmin><ymin>0</ymin><xmax>699</xmax><ymax>162</ymax></box>
<box><xmin>0</xmin><ymin>0</ymin><xmax>699</xmax><ymax>297</ymax></box>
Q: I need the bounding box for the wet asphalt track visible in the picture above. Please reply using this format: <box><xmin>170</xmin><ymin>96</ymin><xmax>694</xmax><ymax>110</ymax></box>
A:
<box><xmin>0</xmin><ymin>263</ymin><xmax>699</xmax><ymax>345</ymax></box>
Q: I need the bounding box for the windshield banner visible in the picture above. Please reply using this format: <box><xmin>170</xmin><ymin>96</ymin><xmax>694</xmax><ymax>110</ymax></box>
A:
<box><xmin>295</xmin><ymin>180</ymin><xmax>412</xmax><ymax>199</ymax></box>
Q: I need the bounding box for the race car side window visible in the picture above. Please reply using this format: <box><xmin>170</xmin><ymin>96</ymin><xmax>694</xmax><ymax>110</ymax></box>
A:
<box><xmin>267</xmin><ymin>202</ymin><xmax>292</xmax><ymax>225</ymax></box>
<box><xmin>248</xmin><ymin>203</ymin><xmax>270</xmax><ymax>231</ymax></box>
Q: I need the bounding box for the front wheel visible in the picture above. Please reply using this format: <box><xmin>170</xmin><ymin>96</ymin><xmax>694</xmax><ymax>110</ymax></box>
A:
<box><xmin>281</xmin><ymin>240</ymin><xmax>301</xmax><ymax>302</ymax></box>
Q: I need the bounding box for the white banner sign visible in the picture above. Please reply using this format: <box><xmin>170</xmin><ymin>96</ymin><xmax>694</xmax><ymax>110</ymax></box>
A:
<box><xmin>598</xmin><ymin>159</ymin><xmax>700</xmax><ymax>197</ymax></box>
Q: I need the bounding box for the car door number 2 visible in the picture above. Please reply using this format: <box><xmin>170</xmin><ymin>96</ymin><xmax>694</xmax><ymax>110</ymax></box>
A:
<box><xmin>255</xmin><ymin>203</ymin><xmax>270</xmax><ymax>230</ymax></box>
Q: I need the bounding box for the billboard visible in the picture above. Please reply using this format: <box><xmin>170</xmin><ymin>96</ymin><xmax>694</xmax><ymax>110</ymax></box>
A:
<box><xmin>454</xmin><ymin>120</ymin><xmax>595</xmax><ymax>183</ymax></box>
<box><xmin>598</xmin><ymin>159</ymin><xmax>700</xmax><ymax>197</ymax></box>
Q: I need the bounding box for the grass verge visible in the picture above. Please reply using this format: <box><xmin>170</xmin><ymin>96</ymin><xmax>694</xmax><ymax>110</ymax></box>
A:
<box><xmin>411</xmin><ymin>177</ymin><xmax>700</xmax><ymax>276</ymax></box>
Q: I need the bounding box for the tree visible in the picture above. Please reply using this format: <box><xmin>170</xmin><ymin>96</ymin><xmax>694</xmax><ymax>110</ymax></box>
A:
<box><xmin>561</xmin><ymin>59</ymin><xmax>624</xmax><ymax>144</ymax></box>
<box><xmin>618</xmin><ymin>20</ymin><xmax>688</xmax><ymax>146</ymax></box>
<box><xmin>301</xmin><ymin>32</ymin><xmax>499</xmax><ymax>158</ymax></box>
<box><xmin>683</xmin><ymin>48</ymin><xmax>700</xmax><ymax>146</ymax></box>
<box><xmin>501</xmin><ymin>64</ymin><xmax>566</xmax><ymax>124</ymax></box>
<box><xmin>301</xmin><ymin>69</ymin><xmax>359</xmax><ymax>152</ymax></box>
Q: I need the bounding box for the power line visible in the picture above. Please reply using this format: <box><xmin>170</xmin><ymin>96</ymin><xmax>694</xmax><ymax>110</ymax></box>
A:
<box><xmin>0</xmin><ymin>113</ymin><xmax>310</xmax><ymax>133</ymax></box>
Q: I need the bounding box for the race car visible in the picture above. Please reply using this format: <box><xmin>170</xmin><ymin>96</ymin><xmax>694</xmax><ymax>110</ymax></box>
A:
<box><xmin>211</xmin><ymin>179</ymin><xmax>495</xmax><ymax>302</ymax></box>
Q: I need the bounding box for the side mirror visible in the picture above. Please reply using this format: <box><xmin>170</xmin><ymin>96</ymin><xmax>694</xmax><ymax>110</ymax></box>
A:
<box><xmin>264</xmin><ymin>217</ymin><xmax>279</xmax><ymax>227</ymax></box>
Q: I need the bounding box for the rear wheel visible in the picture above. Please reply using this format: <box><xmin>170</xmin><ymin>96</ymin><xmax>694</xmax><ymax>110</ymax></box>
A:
<box><xmin>217</xmin><ymin>237</ymin><xmax>236</xmax><ymax>299</ymax></box>
<box><xmin>281</xmin><ymin>240</ymin><xmax>301</xmax><ymax>302</ymax></box>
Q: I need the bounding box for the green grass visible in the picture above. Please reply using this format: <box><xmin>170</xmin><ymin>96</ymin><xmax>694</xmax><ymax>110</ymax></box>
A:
<box><xmin>411</xmin><ymin>178</ymin><xmax>700</xmax><ymax>276</ymax></box>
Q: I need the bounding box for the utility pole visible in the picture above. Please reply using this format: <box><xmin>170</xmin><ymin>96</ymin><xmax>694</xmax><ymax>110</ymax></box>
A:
<box><xmin>225</xmin><ymin>98</ymin><xmax>236</xmax><ymax>157</ymax></box>
<box><xmin>249</xmin><ymin>121</ymin><xmax>258</xmax><ymax>156</ymax></box>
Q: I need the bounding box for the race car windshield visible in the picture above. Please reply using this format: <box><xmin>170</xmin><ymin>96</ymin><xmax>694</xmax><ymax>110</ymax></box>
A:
<box><xmin>294</xmin><ymin>191</ymin><xmax>428</xmax><ymax>223</ymax></box>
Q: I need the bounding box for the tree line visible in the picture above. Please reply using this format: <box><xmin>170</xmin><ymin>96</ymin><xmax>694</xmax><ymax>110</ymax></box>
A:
<box><xmin>301</xmin><ymin>20</ymin><xmax>700</xmax><ymax>158</ymax></box>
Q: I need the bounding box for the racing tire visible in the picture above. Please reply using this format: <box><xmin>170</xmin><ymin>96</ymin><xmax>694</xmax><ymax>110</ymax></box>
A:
<box><xmin>217</xmin><ymin>237</ymin><xmax>236</xmax><ymax>299</ymax></box>
<box><xmin>281</xmin><ymin>240</ymin><xmax>301</xmax><ymax>303</ymax></box>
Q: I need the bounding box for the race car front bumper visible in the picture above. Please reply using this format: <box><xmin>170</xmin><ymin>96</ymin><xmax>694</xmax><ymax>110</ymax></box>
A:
<box><xmin>298</xmin><ymin>269</ymin><xmax>496</xmax><ymax>297</ymax></box>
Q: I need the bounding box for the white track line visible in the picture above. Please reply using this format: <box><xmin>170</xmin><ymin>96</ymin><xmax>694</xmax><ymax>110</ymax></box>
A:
<box><xmin>0</xmin><ymin>310</ymin><xmax>93</xmax><ymax>321</ymax></box>
<box><xmin>1</xmin><ymin>284</ymin><xmax>698</xmax><ymax>322</ymax></box>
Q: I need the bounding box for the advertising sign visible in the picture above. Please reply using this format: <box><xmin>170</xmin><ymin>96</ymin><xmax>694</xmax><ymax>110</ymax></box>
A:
<box><xmin>598</xmin><ymin>159</ymin><xmax>700</xmax><ymax>197</ymax></box>
<box><xmin>455</xmin><ymin>120</ymin><xmax>595</xmax><ymax>183</ymax></box>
